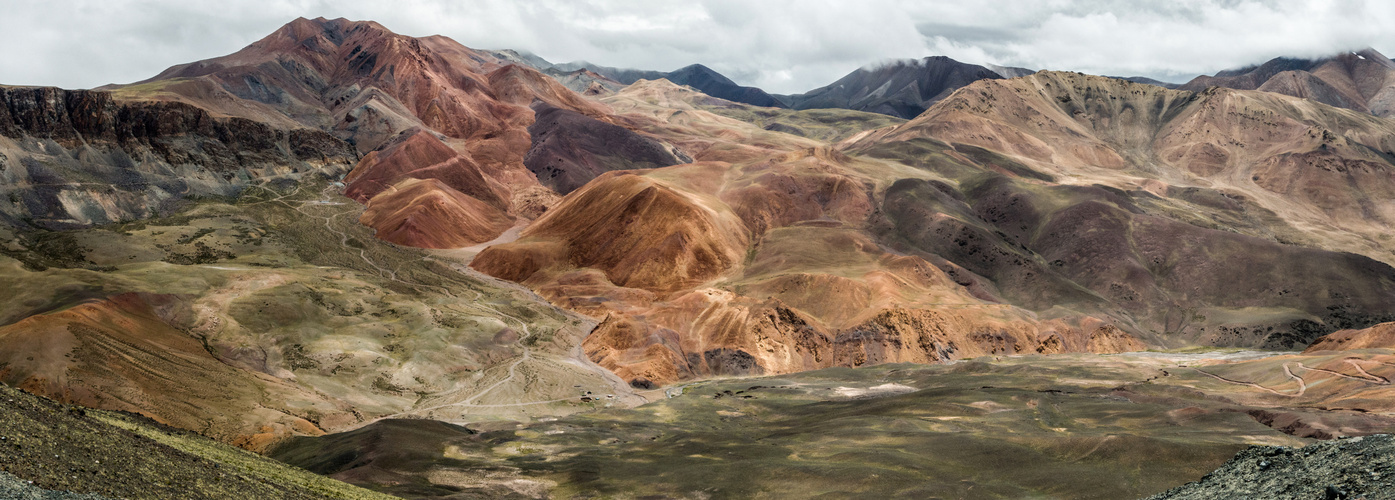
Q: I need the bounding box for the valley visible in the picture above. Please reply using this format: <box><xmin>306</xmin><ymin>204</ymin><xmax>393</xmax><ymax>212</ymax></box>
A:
<box><xmin>274</xmin><ymin>347</ymin><xmax>1395</xmax><ymax>498</ymax></box>
<box><xmin>0</xmin><ymin>13</ymin><xmax>1394</xmax><ymax>500</ymax></box>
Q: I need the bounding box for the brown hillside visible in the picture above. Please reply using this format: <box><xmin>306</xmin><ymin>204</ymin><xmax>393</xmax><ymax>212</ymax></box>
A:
<box><xmin>0</xmin><ymin>293</ymin><xmax>352</xmax><ymax>451</ymax></box>
<box><xmin>344</xmin><ymin>127</ymin><xmax>510</xmax><ymax>209</ymax></box>
<box><xmin>359</xmin><ymin>178</ymin><xmax>514</xmax><ymax>249</ymax></box>
<box><xmin>1305</xmin><ymin>322</ymin><xmax>1395</xmax><ymax>352</ymax></box>
<box><xmin>473</xmin><ymin>171</ymin><xmax>748</xmax><ymax>294</ymax></box>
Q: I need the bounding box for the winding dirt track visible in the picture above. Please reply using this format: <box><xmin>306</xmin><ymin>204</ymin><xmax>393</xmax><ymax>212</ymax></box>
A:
<box><xmin>1189</xmin><ymin>356</ymin><xmax>1395</xmax><ymax>399</ymax></box>
<box><xmin>1190</xmin><ymin>365</ymin><xmax>1304</xmax><ymax>397</ymax></box>
<box><xmin>1294</xmin><ymin>361</ymin><xmax>1391</xmax><ymax>385</ymax></box>
<box><xmin>1344</xmin><ymin>358</ymin><xmax>1394</xmax><ymax>384</ymax></box>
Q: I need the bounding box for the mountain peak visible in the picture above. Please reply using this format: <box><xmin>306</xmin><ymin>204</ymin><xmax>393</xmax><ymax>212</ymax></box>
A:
<box><xmin>790</xmin><ymin>54</ymin><xmax>1004</xmax><ymax>118</ymax></box>
<box><xmin>257</xmin><ymin>17</ymin><xmax>394</xmax><ymax>52</ymax></box>
<box><xmin>670</xmin><ymin>64</ymin><xmax>736</xmax><ymax>85</ymax></box>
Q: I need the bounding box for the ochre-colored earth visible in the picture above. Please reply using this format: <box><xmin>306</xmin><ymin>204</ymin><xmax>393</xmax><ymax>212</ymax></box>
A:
<box><xmin>1</xmin><ymin>19</ymin><xmax>1395</xmax><ymax>484</ymax></box>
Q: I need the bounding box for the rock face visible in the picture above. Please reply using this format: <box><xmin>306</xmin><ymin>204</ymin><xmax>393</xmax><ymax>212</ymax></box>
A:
<box><xmin>1148</xmin><ymin>434</ymin><xmax>1395</xmax><ymax>499</ymax></box>
<box><xmin>0</xmin><ymin>86</ymin><xmax>357</xmax><ymax>227</ymax></box>
<box><xmin>1181</xmin><ymin>48</ymin><xmax>1395</xmax><ymax>117</ymax></box>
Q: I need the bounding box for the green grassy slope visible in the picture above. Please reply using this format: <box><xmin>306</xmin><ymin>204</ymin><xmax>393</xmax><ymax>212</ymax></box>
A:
<box><xmin>0</xmin><ymin>382</ymin><xmax>396</xmax><ymax>500</ymax></box>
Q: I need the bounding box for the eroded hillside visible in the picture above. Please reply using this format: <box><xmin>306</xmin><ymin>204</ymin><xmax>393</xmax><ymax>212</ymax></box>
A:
<box><xmin>2</xmin><ymin>21</ymin><xmax>1395</xmax><ymax>497</ymax></box>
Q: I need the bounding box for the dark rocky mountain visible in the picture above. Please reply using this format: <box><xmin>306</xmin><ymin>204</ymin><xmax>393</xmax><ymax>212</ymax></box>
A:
<box><xmin>778</xmin><ymin>56</ymin><xmax>1010</xmax><ymax>118</ymax></box>
<box><xmin>524</xmin><ymin>102</ymin><xmax>690</xmax><ymax>194</ymax></box>
<box><xmin>1181</xmin><ymin>48</ymin><xmax>1395</xmax><ymax>116</ymax></box>
<box><xmin>660</xmin><ymin>64</ymin><xmax>785</xmax><ymax>108</ymax></box>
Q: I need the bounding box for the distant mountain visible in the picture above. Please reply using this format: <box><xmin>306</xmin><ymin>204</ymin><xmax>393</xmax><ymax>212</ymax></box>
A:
<box><xmin>1180</xmin><ymin>48</ymin><xmax>1395</xmax><ymax>116</ymax></box>
<box><xmin>481</xmin><ymin>50</ymin><xmax>628</xmax><ymax>94</ymax></box>
<box><xmin>779</xmin><ymin>56</ymin><xmax>1024</xmax><ymax>119</ymax></box>
<box><xmin>658</xmin><ymin>64</ymin><xmax>783</xmax><ymax>108</ymax></box>
<box><xmin>549</xmin><ymin>59</ymin><xmax>667</xmax><ymax>85</ymax></box>
<box><xmin>986</xmin><ymin>63</ymin><xmax>1036</xmax><ymax>79</ymax></box>
<box><xmin>483</xmin><ymin>51</ymin><xmax>786</xmax><ymax>108</ymax></box>
<box><xmin>1112</xmin><ymin>76</ymin><xmax>1182</xmax><ymax>89</ymax></box>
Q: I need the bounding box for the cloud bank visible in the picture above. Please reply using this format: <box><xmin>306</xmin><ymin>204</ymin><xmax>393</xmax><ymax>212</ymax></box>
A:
<box><xmin>2</xmin><ymin>0</ymin><xmax>1392</xmax><ymax>94</ymax></box>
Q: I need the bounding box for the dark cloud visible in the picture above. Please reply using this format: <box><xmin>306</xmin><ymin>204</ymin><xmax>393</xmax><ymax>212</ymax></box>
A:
<box><xmin>1</xmin><ymin>0</ymin><xmax>1392</xmax><ymax>94</ymax></box>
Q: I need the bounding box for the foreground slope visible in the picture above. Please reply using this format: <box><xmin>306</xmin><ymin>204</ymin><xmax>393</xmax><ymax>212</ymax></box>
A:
<box><xmin>0</xmin><ymin>382</ymin><xmax>391</xmax><ymax>500</ymax></box>
<box><xmin>1149</xmin><ymin>434</ymin><xmax>1395</xmax><ymax>499</ymax></box>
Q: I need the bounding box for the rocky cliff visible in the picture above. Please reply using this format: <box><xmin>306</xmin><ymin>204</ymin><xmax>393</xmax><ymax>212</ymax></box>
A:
<box><xmin>0</xmin><ymin>86</ymin><xmax>357</xmax><ymax>227</ymax></box>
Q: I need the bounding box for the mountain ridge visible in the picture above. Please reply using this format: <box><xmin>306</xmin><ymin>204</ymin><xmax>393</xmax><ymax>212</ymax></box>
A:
<box><xmin>1181</xmin><ymin>48</ymin><xmax>1395</xmax><ymax>116</ymax></box>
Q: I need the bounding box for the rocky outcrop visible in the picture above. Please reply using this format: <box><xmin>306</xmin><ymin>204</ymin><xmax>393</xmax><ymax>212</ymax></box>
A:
<box><xmin>0</xmin><ymin>86</ymin><xmax>357</xmax><ymax>227</ymax></box>
<box><xmin>1148</xmin><ymin>434</ymin><xmax>1395</xmax><ymax>499</ymax></box>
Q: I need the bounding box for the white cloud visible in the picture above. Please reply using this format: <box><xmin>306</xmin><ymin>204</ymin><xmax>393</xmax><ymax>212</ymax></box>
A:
<box><xmin>0</xmin><ymin>0</ymin><xmax>1393</xmax><ymax>94</ymax></box>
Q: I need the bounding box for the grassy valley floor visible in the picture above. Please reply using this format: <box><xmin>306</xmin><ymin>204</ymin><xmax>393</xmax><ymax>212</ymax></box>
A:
<box><xmin>272</xmin><ymin>348</ymin><xmax>1395</xmax><ymax>499</ymax></box>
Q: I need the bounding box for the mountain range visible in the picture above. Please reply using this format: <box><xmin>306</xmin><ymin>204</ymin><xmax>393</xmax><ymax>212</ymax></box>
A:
<box><xmin>2</xmin><ymin>15</ymin><xmax>1395</xmax><ymax>499</ymax></box>
<box><xmin>1180</xmin><ymin>48</ymin><xmax>1395</xmax><ymax>117</ymax></box>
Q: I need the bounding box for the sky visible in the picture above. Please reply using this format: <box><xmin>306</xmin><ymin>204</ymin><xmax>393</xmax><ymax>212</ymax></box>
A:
<box><xmin>2</xmin><ymin>0</ymin><xmax>1394</xmax><ymax>94</ymax></box>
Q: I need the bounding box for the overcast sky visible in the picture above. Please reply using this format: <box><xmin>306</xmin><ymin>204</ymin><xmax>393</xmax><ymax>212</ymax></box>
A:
<box><xmin>2</xmin><ymin>0</ymin><xmax>1393</xmax><ymax>94</ymax></box>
